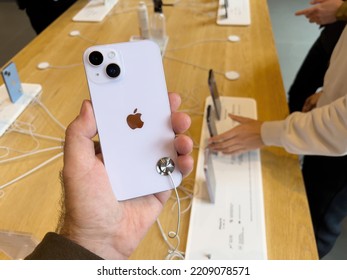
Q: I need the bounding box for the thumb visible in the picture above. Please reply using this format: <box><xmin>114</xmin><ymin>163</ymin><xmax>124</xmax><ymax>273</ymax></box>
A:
<box><xmin>63</xmin><ymin>100</ymin><xmax>98</xmax><ymax>174</ymax></box>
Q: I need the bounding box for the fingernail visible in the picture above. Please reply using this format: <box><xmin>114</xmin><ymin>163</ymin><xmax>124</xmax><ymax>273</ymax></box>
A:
<box><xmin>80</xmin><ymin>100</ymin><xmax>88</xmax><ymax>116</ymax></box>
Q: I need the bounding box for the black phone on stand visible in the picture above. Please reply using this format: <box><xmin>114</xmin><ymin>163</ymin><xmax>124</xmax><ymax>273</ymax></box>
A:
<box><xmin>206</xmin><ymin>104</ymin><xmax>218</xmax><ymax>137</ymax></box>
<box><xmin>208</xmin><ymin>69</ymin><xmax>222</xmax><ymax>120</ymax></box>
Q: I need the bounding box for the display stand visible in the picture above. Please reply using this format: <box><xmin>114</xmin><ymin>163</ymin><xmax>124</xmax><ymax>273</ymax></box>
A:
<box><xmin>0</xmin><ymin>230</ymin><xmax>38</xmax><ymax>259</ymax></box>
<box><xmin>0</xmin><ymin>83</ymin><xmax>42</xmax><ymax>137</ymax></box>
<box><xmin>73</xmin><ymin>0</ymin><xmax>119</xmax><ymax>22</ymax></box>
<box><xmin>217</xmin><ymin>0</ymin><xmax>251</xmax><ymax>26</ymax></box>
<box><xmin>185</xmin><ymin>96</ymin><xmax>267</xmax><ymax>260</ymax></box>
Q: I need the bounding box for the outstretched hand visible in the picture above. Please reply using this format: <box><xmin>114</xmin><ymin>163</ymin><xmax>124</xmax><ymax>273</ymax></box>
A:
<box><xmin>295</xmin><ymin>0</ymin><xmax>343</xmax><ymax>25</ymax></box>
<box><xmin>208</xmin><ymin>114</ymin><xmax>264</xmax><ymax>155</ymax></box>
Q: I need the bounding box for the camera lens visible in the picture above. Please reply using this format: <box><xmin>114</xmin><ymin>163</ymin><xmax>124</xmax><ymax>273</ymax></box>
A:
<box><xmin>106</xmin><ymin>63</ymin><xmax>121</xmax><ymax>78</ymax></box>
<box><xmin>89</xmin><ymin>51</ymin><xmax>103</xmax><ymax>66</ymax></box>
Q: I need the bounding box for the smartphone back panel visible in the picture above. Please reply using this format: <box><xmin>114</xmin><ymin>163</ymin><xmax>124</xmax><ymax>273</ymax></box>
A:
<box><xmin>83</xmin><ymin>40</ymin><xmax>182</xmax><ymax>200</ymax></box>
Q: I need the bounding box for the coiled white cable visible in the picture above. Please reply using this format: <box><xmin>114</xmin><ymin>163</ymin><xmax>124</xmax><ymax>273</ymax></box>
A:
<box><xmin>156</xmin><ymin>171</ymin><xmax>185</xmax><ymax>260</ymax></box>
<box><xmin>0</xmin><ymin>98</ymin><xmax>65</xmax><ymax>195</ymax></box>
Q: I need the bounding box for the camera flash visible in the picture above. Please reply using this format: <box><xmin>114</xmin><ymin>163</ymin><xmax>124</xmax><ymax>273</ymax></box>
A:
<box><xmin>108</xmin><ymin>51</ymin><xmax>116</xmax><ymax>59</ymax></box>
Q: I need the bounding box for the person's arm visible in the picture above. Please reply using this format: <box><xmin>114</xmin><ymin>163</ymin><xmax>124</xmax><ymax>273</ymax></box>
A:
<box><xmin>208</xmin><ymin>95</ymin><xmax>347</xmax><ymax>156</ymax></box>
<box><xmin>295</xmin><ymin>0</ymin><xmax>345</xmax><ymax>25</ymax></box>
<box><xmin>262</xmin><ymin>95</ymin><xmax>347</xmax><ymax>156</ymax></box>
<box><xmin>25</xmin><ymin>93</ymin><xmax>193</xmax><ymax>260</ymax></box>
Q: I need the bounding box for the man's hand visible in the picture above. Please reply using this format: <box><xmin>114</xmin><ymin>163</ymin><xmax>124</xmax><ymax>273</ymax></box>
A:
<box><xmin>295</xmin><ymin>0</ymin><xmax>343</xmax><ymax>25</ymax></box>
<box><xmin>60</xmin><ymin>93</ymin><xmax>193</xmax><ymax>259</ymax></box>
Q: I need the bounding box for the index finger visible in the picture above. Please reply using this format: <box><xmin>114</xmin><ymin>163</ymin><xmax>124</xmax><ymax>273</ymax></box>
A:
<box><xmin>63</xmin><ymin>100</ymin><xmax>98</xmax><ymax>178</ymax></box>
<box><xmin>295</xmin><ymin>7</ymin><xmax>313</xmax><ymax>16</ymax></box>
<box><xmin>208</xmin><ymin>128</ymin><xmax>235</xmax><ymax>144</ymax></box>
<box><xmin>228</xmin><ymin>114</ymin><xmax>254</xmax><ymax>123</ymax></box>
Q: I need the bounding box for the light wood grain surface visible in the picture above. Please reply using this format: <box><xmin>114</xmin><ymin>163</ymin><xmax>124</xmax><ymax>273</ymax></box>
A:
<box><xmin>0</xmin><ymin>0</ymin><xmax>318</xmax><ymax>259</ymax></box>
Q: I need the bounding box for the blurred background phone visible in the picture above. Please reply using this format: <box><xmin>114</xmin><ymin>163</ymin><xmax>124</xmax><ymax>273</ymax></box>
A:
<box><xmin>206</xmin><ymin>104</ymin><xmax>218</xmax><ymax>137</ymax></box>
<box><xmin>208</xmin><ymin>69</ymin><xmax>222</xmax><ymax>120</ymax></box>
<box><xmin>203</xmin><ymin>148</ymin><xmax>216</xmax><ymax>203</ymax></box>
<box><xmin>1</xmin><ymin>62</ymin><xmax>23</xmax><ymax>103</ymax></box>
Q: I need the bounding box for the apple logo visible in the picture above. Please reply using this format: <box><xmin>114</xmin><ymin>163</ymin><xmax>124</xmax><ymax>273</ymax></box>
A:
<box><xmin>126</xmin><ymin>108</ymin><xmax>144</xmax><ymax>129</ymax></box>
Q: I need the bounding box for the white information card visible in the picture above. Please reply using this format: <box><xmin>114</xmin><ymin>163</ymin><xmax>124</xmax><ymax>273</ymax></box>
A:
<box><xmin>73</xmin><ymin>0</ymin><xmax>119</xmax><ymax>22</ymax></box>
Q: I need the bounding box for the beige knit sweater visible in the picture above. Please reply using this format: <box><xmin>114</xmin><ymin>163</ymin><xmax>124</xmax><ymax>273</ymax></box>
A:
<box><xmin>261</xmin><ymin>25</ymin><xmax>347</xmax><ymax>156</ymax></box>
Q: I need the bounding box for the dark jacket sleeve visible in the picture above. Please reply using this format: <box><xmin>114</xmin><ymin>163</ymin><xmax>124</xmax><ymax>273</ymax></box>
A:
<box><xmin>25</xmin><ymin>232</ymin><xmax>103</xmax><ymax>260</ymax></box>
<box><xmin>16</xmin><ymin>0</ymin><xmax>27</xmax><ymax>9</ymax></box>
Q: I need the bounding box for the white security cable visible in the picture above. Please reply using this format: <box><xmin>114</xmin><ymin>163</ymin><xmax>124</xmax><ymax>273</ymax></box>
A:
<box><xmin>69</xmin><ymin>30</ymin><xmax>96</xmax><ymax>44</ymax></box>
<box><xmin>164</xmin><ymin>55</ymin><xmax>225</xmax><ymax>76</ymax></box>
<box><xmin>0</xmin><ymin>146</ymin><xmax>63</xmax><ymax>164</ymax></box>
<box><xmin>33</xmin><ymin>98</ymin><xmax>67</xmax><ymax>131</ymax></box>
<box><xmin>173</xmin><ymin>184</ymin><xmax>194</xmax><ymax>214</ymax></box>
<box><xmin>0</xmin><ymin>152</ymin><xmax>63</xmax><ymax>191</ymax></box>
<box><xmin>0</xmin><ymin>98</ymin><xmax>65</xmax><ymax>193</ymax></box>
<box><xmin>156</xmin><ymin>219</ymin><xmax>185</xmax><ymax>260</ymax></box>
<box><xmin>8</xmin><ymin>128</ymin><xmax>65</xmax><ymax>143</ymax></box>
<box><xmin>156</xmin><ymin>171</ymin><xmax>185</xmax><ymax>259</ymax></box>
<box><xmin>1</xmin><ymin>121</ymin><xmax>40</xmax><ymax>158</ymax></box>
<box><xmin>168</xmin><ymin>174</ymin><xmax>181</xmax><ymax>239</ymax></box>
<box><xmin>37</xmin><ymin>62</ymin><xmax>82</xmax><ymax>70</ymax></box>
<box><xmin>166</xmin><ymin>39</ymin><xmax>229</xmax><ymax>52</ymax></box>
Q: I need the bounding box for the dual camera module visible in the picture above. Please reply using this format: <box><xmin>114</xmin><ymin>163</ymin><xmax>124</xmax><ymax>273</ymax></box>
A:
<box><xmin>88</xmin><ymin>51</ymin><xmax>121</xmax><ymax>78</ymax></box>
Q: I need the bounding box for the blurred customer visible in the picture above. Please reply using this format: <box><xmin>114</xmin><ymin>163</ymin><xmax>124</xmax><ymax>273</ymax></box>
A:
<box><xmin>288</xmin><ymin>0</ymin><xmax>347</xmax><ymax>113</ymax></box>
<box><xmin>16</xmin><ymin>0</ymin><xmax>77</xmax><ymax>34</ymax></box>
